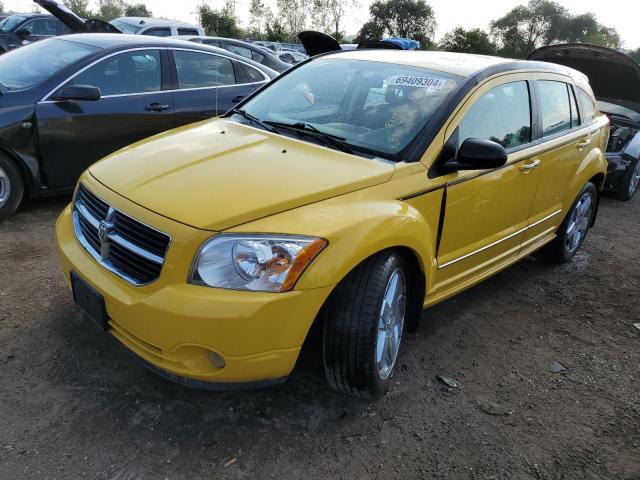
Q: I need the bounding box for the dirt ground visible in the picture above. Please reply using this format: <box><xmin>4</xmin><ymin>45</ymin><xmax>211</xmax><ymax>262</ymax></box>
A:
<box><xmin>0</xmin><ymin>192</ymin><xmax>638</xmax><ymax>480</ymax></box>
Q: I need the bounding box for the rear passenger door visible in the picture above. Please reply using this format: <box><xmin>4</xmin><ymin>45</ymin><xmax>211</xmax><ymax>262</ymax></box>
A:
<box><xmin>520</xmin><ymin>76</ymin><xmax>595</xmax><ymax>250</ymax></box>
<box><xmin>169</xmin><ymin>49</ymin><xmax>268</xmax><ymax>126</ymax></box>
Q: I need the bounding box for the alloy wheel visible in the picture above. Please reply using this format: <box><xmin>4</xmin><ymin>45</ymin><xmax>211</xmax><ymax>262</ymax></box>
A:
<box><xmin>629</xmin><ymin>161</ymin><xmax>640</xmax><ymax>198</ymax></box>
<box><xmin>565</xmin><ymin>192</ymin><xmax>593</xmax><ymax>254</ymax></box>
<box><xmin>0</xmin><ymin>165</ymin><xmax>11</xmax><ymax>209</ymax></box>
<box><xmin>376</xmin><ymin>268</ymin><xmax>406</xmax><ymax>380</ymax></box>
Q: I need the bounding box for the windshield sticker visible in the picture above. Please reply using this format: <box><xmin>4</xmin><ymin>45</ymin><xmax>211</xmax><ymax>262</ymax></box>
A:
<box><xmin>389</xmin><ymin>76</ymin><xmax>447</xmax><ymax>89</ymax></box>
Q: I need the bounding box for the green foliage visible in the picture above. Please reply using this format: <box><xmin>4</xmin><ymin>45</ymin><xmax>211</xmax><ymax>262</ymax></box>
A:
<box><xmin>628</xmin><ymin>48</ymin><xmax>640</xmax><ymax>64</ymax></box>
<box><xmin>356</xmin><ymin>0</ymin><xmax>436</xmax><ymax>47</ymax></box>
<box><xmin>277</xmin><ymin>0</ymin><xmax>310</xmax><ymax>42</ymax></box>
<box><xmin>265</xmin><ymin>17</ymin><xmax>288</xmax><ymax>42</ymax></box>
<box><xmin>95</xmin><ymin>0</ymin><xmax>125</xmax><ymax>21</ymax></box>
<box><xmin>311</xmin><ymin>0</ymin><xmax>356</xmax><ymax>40</ymax></box>
<box><xmin>248</xmin><ymin>0</ymin><xmax>266</xmax><ymax>38</ymax></box>
<box><xmin>440</xmin><ymin>27</ymin><xmax>497</xmax><ymax>55</ymax></box>
<box><xmin>556</xmin><ymin>12</ymin><xmax>620</xmax><ymax>48</ymax></box>
<box><xmin>63</xmin><ymin>0</ymin><xmax>94</xmax><ymax>18</ymax></box>
<box><xmin>124</xmin><ymin>3</ymin><xmax>152</xmax><ymax>17</ymax></box>
<box><xmin>197</xmin><ymin>2</ymin><xmax>241</xmax><ymax>38</ymax></box>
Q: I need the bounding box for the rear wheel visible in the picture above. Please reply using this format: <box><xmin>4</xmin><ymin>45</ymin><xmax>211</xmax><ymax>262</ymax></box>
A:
<box><xmin>322</xmin><ymin>251</ymin><xmax>408</xmax><ymax>398</ymax></box>
<box><xmin>616</xmin><ymin>158</ymin><xmax>640</xmax><ymax>201</ymax></box>
<box><xmin>0</xmin><ymin>154</ymin><xmax>24</xmax><ymax>222</ymax></box>
<box><xmin>541</xmin><ymin>182</ymin><xmax>597</xmax><ymax>263</ymax></box>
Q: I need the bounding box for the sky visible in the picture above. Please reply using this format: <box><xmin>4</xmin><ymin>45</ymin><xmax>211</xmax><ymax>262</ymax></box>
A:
<box><xmin>5</xmin><ymin>0</ymin><xmax>640</xmax><ymax>49</ymax></box>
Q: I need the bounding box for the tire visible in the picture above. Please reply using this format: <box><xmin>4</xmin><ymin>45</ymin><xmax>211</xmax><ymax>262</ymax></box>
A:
<box><xmin>616</xmin><ymin>157</ymin><xmax>640</xmax><ymax>201</ymax></box>
<box><xmin>322</xmin><ymin>250</ymin><xmax>408</xmax><ymax>398</ymax></box>
<box><xmin>541</xmin><ymin>182</ymin><xmax>597</xmax><ymax>263</ymax></box>
<box><xmin>0</xmin><ymin>154</ymin><xmax>24</xmax><ymax>222</ymax></box>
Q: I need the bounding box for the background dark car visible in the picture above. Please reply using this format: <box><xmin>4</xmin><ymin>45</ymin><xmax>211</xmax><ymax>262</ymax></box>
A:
<box><xmin>0</xmin><ymin>34</ymin><xmax>276</xmax><ymax>220</ymax></box>
<box><xmin>0</xmin><ymin>13</ymin><xmax>71</xmax><ymax>53</ymax></box>
<box><xmin>176</xmin><ymin>35</ymin><xmax>292</xmax><ymax>73</ymax></box>
<box><xmin>529</xmin><ymin>44</ymin><xmax>640</xmax><ymax>200</ymax></box>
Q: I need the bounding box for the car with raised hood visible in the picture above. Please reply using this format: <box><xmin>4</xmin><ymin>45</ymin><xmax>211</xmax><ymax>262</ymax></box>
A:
<box><xmin>0</xmin><ymin>33</ymin><xmax>275</xmax><ymax>220</ymax></box>
<box><xmin>56</xmin><ymin>49</ymin><xmax>608</xmax><ymax>398</ymax></box>
<box><xmin>529</xmin><ymin>44</ymin><xmax>640</xmax><ymax>200</ymax></box>
<box><xmin>0</xmin><ymin>12</ymin><xmax>71</xmax><ymax>53</ymax></box>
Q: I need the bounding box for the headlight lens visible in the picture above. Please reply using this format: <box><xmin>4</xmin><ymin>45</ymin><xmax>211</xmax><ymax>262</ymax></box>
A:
<box><xmin>190</xmin><ymin>234</ymin><xmax>328</xmax><ymax>292</ymax></box>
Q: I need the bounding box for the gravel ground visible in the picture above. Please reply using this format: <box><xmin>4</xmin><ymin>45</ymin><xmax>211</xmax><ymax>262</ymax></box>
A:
<box><xmin>0</xmin><ymin>192</ymin><xmax>638</xmax><ymax>480</ymax></box>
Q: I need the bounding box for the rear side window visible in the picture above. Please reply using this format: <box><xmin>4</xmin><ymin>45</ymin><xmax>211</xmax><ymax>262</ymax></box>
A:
<box><xmin>576</xmin><ymin>87</ymin><xmax>596</xmax><ymax>124</ymax></box>
<box><xmin>178</xmin><ymin>28</ymin><xmax>199</xmax><ymax>36</ymax></box>
<box><xmin>225</xmin><ymin>44</ymin><xmax>253</xmax><ymax>60</ymax></box>
<box><xmin>251</xmin><ymin>50</ymin><xmax>265</xmax><ymax>63</ymax></box>
<box><xmin>538</xmin><ymin>81</ymin><xmax>571</xmax><ymax>137</ymax></box>
<box><xmin>143</xmin><ymin>27</ymin><xmax>171</xmax><ymax>37</ymax></box>
<box><xmin>174</xmin><ymin>50</ymin><xmax>236</xmax><ymax>88</ymax></box>
<box><xmin>458</xmin><ymin>81</ymin><xmax>531</xmax><ymax>149</ymax></box>
<box><xmin>69</xmin><ymin>49</ymin><xmax>162</xmax><ymax>96</ymax></box>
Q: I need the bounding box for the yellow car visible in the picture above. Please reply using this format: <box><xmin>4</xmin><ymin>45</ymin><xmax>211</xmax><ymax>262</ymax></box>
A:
<box><xmin>56</xmin><ymin>50</ymin><xmax>608</xmax><ymax>398</ymax></box>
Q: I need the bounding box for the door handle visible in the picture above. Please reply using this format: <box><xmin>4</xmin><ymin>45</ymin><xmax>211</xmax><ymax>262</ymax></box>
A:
<box><xmin>145</xmin><ymin>103</ymin><xmax>170</xmax><ymax>112</ymax></box>
<box><xmin>231</xmin><ymin>95</ymin><xmax>244</xmax><ymax>103</ymax></box>
<box><xmin>520</xmin><ymin>159</ymin><xmax>541</xmax><ymax>173</ymax></box>
<box><xmin>576</xmin><ymin>138</ymin><xmax>592</xmax><ymax>149</ymax></box>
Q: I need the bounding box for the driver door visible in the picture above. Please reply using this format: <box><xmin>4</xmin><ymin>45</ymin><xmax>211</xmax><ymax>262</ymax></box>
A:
<box><xmin>35</xmin><ymin>48</ymin><xmax>174</xmax><ymax>189</ymax></box>
<box><xmin>433</xmin><ymin>75</ymin><xmax>542</xmax><ymax>293</ymax></box>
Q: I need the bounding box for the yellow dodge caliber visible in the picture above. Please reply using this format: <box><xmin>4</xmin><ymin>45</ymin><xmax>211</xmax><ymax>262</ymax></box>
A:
<box><xmin>56</xmin><ymin>50</ymin><xmax>608</xmax><ymax>398</ymax></box>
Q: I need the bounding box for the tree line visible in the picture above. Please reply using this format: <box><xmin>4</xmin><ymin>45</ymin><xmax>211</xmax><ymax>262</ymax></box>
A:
<box><xmin>62</xmin><ymin>0</ymin><xmax>152</xmax><ymax>20</ymax></box>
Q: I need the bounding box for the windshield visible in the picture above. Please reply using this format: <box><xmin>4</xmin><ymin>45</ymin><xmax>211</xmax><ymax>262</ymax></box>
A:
<box><xmin>0</xmin><ymin>39</ymin><xmax>99</xmax><ymax>91</ymax></box>
<box><xmin>0</xmin><ymin>15</ymin><xmax>26</xmax><ymax>32</ymax></box>
<box><xmin>110</xmin><ymin>19</ymin><xmax>142</xmax><ymax>34</ymax></box>
<box><xmin>239</xmin><ymin>58</ymin><xmax>461</xmax><ymax>159</ymax></box>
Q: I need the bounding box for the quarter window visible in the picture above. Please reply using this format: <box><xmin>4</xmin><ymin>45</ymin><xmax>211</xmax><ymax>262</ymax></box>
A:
<box><xmin>69</xmin><ymin>50</ymin><xmax>162</xmax><ymax>96</ymax></box>
<box><xmin>174</xmin><ymin>50</ymin><xmax>236</xmax><ymax>88</ymax></box>
<box><xmin>251</xmin><ymin>50</ymin><xmax>265</xmax><ymax>63</ymax></box>
<box><xmin>576</xmin><ymin>87</ymin><xmax>596</xmax><ymax>124</ymax></box>
<box><xmin>538</xmin><ymin>81</ymin><xmax>571</xmax><ymax>137</ymax></box>
<box><xmin>458</xmin><ymin>81</ymin><xmax>531</xmax><ymax>149</ymax></box>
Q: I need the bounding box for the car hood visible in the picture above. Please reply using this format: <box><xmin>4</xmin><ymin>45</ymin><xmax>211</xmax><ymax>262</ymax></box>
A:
<box><xmin>298</xmin><ymin>31</ymin><xmax>342</xmax><ymax>56</ymax></box>
<box><xmin>89</xmin><ymin>119</ymin><xmax>395</xmax><ymax>231</ymax></box>
<box><xmin>528</xmin><ymin>44</ymin><xmax>640</xmax><ymax>111</ymax></box>
<box><xmin>34</xmin><ymin>0</ymin><xmax>122</xmax><ymax>33</ymax></box>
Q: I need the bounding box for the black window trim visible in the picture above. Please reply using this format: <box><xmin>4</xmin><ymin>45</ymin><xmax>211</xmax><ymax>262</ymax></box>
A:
<box><xmin>575</xmin><ymin>85</ymin><xmax>598</xmax><ymax>128</ymax></box>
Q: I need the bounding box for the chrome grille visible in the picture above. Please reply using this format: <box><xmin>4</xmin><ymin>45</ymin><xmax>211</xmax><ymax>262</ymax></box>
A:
<box><xmin>72</xmin><ymin>185</ymin><xmax>171</xmax><ymax>286</ymax></box>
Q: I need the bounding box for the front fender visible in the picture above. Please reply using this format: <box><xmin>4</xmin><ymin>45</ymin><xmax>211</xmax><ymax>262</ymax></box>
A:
<box><xmin>229</xmin><ymin>192</ymin><xmax>441</xmax><ymax>291</ymax></box>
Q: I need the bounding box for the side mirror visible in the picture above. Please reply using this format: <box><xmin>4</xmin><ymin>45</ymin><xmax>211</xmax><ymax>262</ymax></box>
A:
<box><xmin>15</xmin><ymin>28</ymin><xmax>31</xmax><ymax>40</ymax></box>
<box><xmin>52</xmin><ymin>85</ymin><xmax>101</xmax><ymax>102</ymax></box>
<box><xmin>445</xmin><ymin>138</ymin><xmax>508</xmax><ymax>172</ymax></box>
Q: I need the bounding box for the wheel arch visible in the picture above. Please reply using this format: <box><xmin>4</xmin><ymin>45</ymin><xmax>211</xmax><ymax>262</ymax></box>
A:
<box><xmin>0</xmin><ymin>146</ymin><xmax>29</xmax><ymax>194</ymax></box>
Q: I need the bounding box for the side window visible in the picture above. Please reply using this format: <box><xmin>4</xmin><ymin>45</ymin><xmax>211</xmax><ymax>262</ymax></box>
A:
<box><xmin>569</xmin><ymin>86</ymin><xmax>579</xmax><ymax>128</ymax></box>
<box><xmin>243</xmin><ymin>64</ymin><xmax>266</xmax><ymax>83</ymax></box>
<box><xmin>458</xmin><ymin>81</ymin><xmax>531</xmax><ymax>149</ymax></box>
<box><xmin>177</xmin><ymin>28</ymin><xmax>199</xmax><ymax>36</ymax></box>
<box><xmin>576</xmin><ymin>87</ymin><xmax>596</xmax><ymax>125</ymax></box>
<box><xmin>143</xmin><ymin>28</ymin><xmax>171</xmax><ymax>37</ymax></box>
<box><xmin>22</xmin><ymin>18</ymin><xmax>57</xmax><ymax>36</ymax></box>
<box><xmin>69</xmin><ymin>50</ymin><xmax>162</xmax><ymax>96</ymax></box>
<box><xmin>56</xmin><ymin>20</ymin><xmax>72</xmax><ymax>35</ymax></box>
<box><xmin>203</xmin><ymin>40</ymin><xmax>221</xmax><ymax>47</ymax></box>
<box><xmin>538</xmin><ymin>80</ymin><xmax>571</xmax><ymax>137</ymax></box>
<box><xmin>225</xmin><ymin>44</ymin><xmax>253</xmax><ymax>60</ymax></box>
<box><xmin>251</xmin><ymin>50</ymin><xmax>265</xmax><ymax>63</ymax></box>
<box><xmin>173</xmin><ymin>50</ymin><xmax>235</xmax><ymax>89</ymax></box>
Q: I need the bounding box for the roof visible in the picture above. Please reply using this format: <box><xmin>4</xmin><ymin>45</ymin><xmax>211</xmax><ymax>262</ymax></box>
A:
<box><xmin>322</xmin><ymin>49</ymin><xmax>575</xmax><ymax>79</ymax></box>
<box><xmin>4</xmin><ymin>12</ymin><xmax>52</xmax><ymax>19</ymax></box>
<box><xmin>56</xmin><ymin>33</ymin><xmax>207</xmax><ymax>49</ymax></box>
<box><xmin>113</xmin><ymin>17</ymin><xmax>200</xmax><ymax>28</ymax></box>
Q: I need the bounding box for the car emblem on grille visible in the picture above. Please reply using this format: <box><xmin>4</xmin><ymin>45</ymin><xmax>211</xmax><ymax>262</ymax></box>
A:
<box><xmin>98</xmin><ymin>208</ymin><xmax>116</xmax><ymax>261</ymax></box>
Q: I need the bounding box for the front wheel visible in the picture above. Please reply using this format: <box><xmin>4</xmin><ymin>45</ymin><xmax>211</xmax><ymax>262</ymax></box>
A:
<box><xmin>0</xmin><ymin>155</ymin><xmax>24</xmax><ymax>222</ymax></box>
<box><xmin>322</xmin><ymin>251</ymin><xmax>408</xmax><ymax>398</ymax></box>
<box><xmin>541</xmin><ymin>182</ymin><xmax>597</xmax><ymax>263</ymax></box>
<box><xmin>616</xmin><ymin>158</ymin><xmax>640</xmax><ymax>201</ymax></box>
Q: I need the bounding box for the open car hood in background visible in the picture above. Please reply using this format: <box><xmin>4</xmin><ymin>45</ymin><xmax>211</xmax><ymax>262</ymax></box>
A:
<box><xmin>298</xmin><ymin>31</ymin><xmax>341</xmax><ymax>56</ymax></box>
<box><xmin>34</xmin><ymin>0</ymin><xmax>122</xmax><ymax>33</ymax></box>
<box><xmin>528</xmin><ymin>44</ymin><xmax>640</xmax><ymax>111</ymax></box>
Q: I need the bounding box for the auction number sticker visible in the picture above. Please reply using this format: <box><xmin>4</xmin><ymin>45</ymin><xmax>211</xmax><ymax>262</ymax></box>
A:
<box><xmin>389</xmin><ymin>76</ymin><xmax>447</xmax><ymax>89</ymax></box>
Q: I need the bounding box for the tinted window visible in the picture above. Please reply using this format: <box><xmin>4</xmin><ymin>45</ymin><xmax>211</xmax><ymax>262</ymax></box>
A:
<box><xmin>178</xmin><ymin>28</ymin><xmax>199</xmax><ymax>36</ymax></box>
<box><xmin>22</xmin><ymin>18</ymin><xmax>57</xmax><ymax>36</ymax></box>
<box><xmin>0</xmin><ymin>15</ymin><xmax>26</xmax><ymax>32</ymax></box>
<box><xmin>174</xmin><ymin>50</ymin><xmax>235</xmax><ymax>88</ymax></box>
<box><xmin>569</xmin><ymin>86</ymin><xmax>579</xmax><ymax>127</ymax></box>
<box><xmin>243</xmin><ymin>64</ymin><xmax>265</xmax><ymax>83</ymax></box>
<box><xmin>0</xmin><ymin>38</ymin><xmax>98</xmax><ymax>90</ymax></box>
<box><xmin>458</xmin><ymin>81</ymin><xmax>531</xmax><ymax>149</ymax></box>
<box><xmin>538</xmin><ymin>81</ymin><xmax>571</xmax><ymax>137</ymax></box>
<box><xmin>143</xmin><ymin>28</ymin><xmax>171</xmax><ymax>37</ymax></box>
<box><xmin>110</xmin><ymin>19</ymin><xmax>142</xmax><ymax>34</ymax></box>
<box><xmin>69</xmin><ymin>50</ymin><xmax>161</xmax><ymax>96</ymax></box>
<box><xmin>225</xmin><ymin>44</ymin><xmax>253</xmax><ymax>60</ymax></box>
<box><xmin>203</xmin><ymin>39</ymin><xmax>221</xmax><ymax>47</ymax></box>
<box><xmin>577</xmin><ymin>87</ymin><xmax>596</xmax><ymax>124</ymax></box>
<box><xmin>251</xmin><ymin>50</ymin><xmax>265</xmax><ymax>63</ymax></box>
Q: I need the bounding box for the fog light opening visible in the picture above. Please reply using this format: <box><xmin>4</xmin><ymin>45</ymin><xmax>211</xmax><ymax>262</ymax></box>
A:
<box><xmin>209</xmin><ymin>351</ymin><xmax>226</xmax><ymax>369</ymax></box>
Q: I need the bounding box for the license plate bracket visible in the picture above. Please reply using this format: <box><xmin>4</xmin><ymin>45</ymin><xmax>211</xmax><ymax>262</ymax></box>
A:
<box><xmin>71</xmin><ymin>271</ymin><xmax>108</xmax><ymax>331</ymax></box>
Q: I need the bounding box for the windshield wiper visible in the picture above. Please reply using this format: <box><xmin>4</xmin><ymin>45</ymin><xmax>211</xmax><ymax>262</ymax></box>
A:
<box><xmin>230</xmin><ymin>108</ymin><xmax>277</xmax><ymax>133</ymax></box>
<box><xmin>265</xmin><ymin>121</ymin><xmax>355</xmax><ymax>154</ymax></box>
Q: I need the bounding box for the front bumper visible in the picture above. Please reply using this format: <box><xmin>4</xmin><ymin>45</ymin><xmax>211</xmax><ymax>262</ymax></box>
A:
<box><xmin>55</xmin><ymin>186</ymin><xmax>334</xmax><ymax>388</ymax></box>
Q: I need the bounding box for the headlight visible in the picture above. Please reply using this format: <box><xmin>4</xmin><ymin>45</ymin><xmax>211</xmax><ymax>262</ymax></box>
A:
<box><xmin>189</xmin><ymin>234</ymin><xmax>328</xmax><ymax>292</ymax></box>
